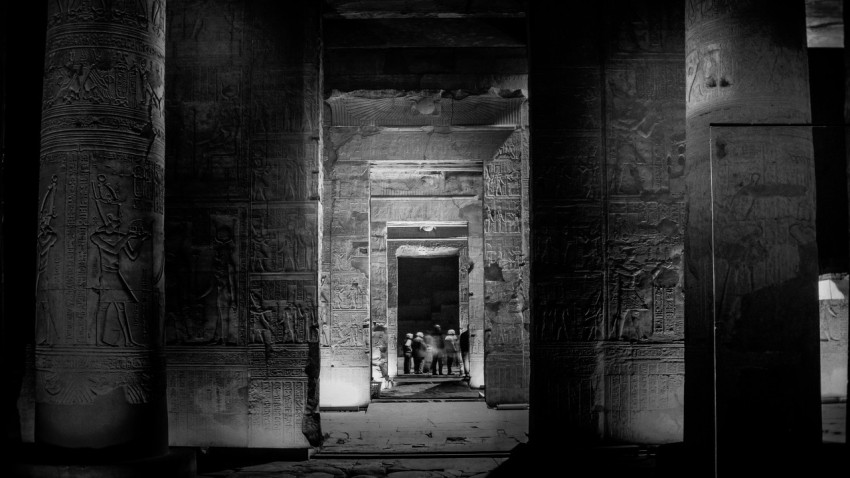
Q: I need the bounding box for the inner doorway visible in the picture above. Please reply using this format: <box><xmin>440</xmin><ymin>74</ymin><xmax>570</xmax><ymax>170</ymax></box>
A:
<box><xmin>397</xmin><ymin>256</ymin><xmax>460</xmax><ymax>375</ymax></box>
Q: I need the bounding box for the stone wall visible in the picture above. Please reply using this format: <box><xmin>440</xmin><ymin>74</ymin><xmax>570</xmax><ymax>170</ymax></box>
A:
<box><xmin>530</xmin><ymin>0</ymin><xmax>685</xmax><ymax>444</ymax></box>
<box><xmin>820</xmin><ymin>275</ymin><xmax>848</xmax><ymax>398</ymax></box>
<box><xmin>321</xmin><ymin>100</ymin><xmax>524</xmax><ymax>403</ymax></box>
<box><xmin>163</xmin><ymin>0</ymin><xmax>321</xmax><ymax>447</ymax></box>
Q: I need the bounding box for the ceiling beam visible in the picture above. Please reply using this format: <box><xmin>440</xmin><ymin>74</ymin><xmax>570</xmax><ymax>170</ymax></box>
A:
<box><xmin>324</xmin><ymin>0</ymin><xmax>526</xmax><ymax>19</ymax></box>
<box><xmin>324</xmin><ymin>18</ymin><xmax>527</xmax><ymax>49</ymax></box>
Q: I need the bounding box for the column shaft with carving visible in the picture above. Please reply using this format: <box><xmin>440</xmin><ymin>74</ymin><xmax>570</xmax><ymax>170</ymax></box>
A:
<box><xmin>685</xmin><ymin>0</ymin><xmax>820</xmax><ymax>474</ymax></box>
<box><xmin>36</xmin><ymin>0</ymin><xmax>167</xmax><ymax>456</ymax></box>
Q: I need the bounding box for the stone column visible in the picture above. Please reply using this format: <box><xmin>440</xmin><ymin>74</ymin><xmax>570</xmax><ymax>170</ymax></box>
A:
<box><xmin>845</xmin><ymin>0</ymin><xmax>850</xmax><ymax>450</ymax></box>
<box><xmin>34</xmin><ymin>0</ymin><xmax>167</xmax><ymax>459</ymax></box>
<box><xmin>685</xmin><ymin>0</ymin><xmax>821</xmax><ymax>475</ymax></box>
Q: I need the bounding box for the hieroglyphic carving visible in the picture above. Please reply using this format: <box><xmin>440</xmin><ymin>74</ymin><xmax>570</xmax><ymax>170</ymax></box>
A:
<box><xmin>250</xmin><ymin>139</ymin><xmax>316</xmax><ymax>202</ymax></box>
<box><xmin>329</xmin><ymin>163</ymin><xmax>369</xmax><ymax>199</ymax></box>
<box><xmin>484</xmin><ymin>199</ymin><xmax>521</xmax><ymax>234</ymax></box>
<box><xmin>331</xmin><ymin>128</ymin><xmax>514</xmax><ymax>163</ymax></box>
<box><xmin>330</xmin><ymin>272</ymin><xmax>369</xmax><ymax>311</ymax></box>
<box><xmin>248</xmin><ymin>379</ymin><xmax>308</xmax><ymax>447</ymax></box>
<box><xmin>167</xmin><ymin>366</ymin><xmax>249</xmax><ymax>447</ymax></box>
<box><xmin>36</xmin><ymin>347</ymin><xmax>164</xmax><ymax>405</ymax></box>
<box><xmin>35</xmin><ymin>176</ymin><xmax>61</xmax><ymax>346</ymax></box>
<box><xmin>90</xmin><ymin>174</ymin><xmax>152</xmax><ymax>347</ymax></box>
<box><xmin>603</xmin><ymin>343</ymin><xmax>685</xmax><ymax>442</ymax></box>
<box><xmin>330</xmin><ymin>198</ymin><xmax>369</xmax><ymax>236</ymax></box>
<box><xmin>532</xmin><ymin>344</ymin><xmax>603</xmax><ymax>435</ymax></box>
<box><xmin>536</xmin><ymin>276</ymin><xmax>605</xmax><ymax>343</ymax></box>
<box><xmin>48</xmin><ymin>0</ymin><xmax>166</xmax><ymax>35</ymax></box>
<box><xmin>607</xmin><ymin>61</ymin><xmax>685</xmax><ymax>198</ymax></box>
<box><xmin>485</xmin><ymin>235</ymin><xmax>524</xmax><ymax>272</ymax></box>
<box><xmin>533</xmin><ymin>135</ymin><xmax>602</xmax><ymax>201</ymax></box>
<box><xmin>608</xmin><ymin>0</ymin><xmax>685</xmax><ymax>55</ymax></box>
<box><xmin>250</xmin><ymin>207</ymin><xmax>317</xmax><ymax>273</ymax></box>
<box><xmin>371</xmin><ymin>197</ymin><xmax>480</xmax><ymax>223</ymax></box>
<box><xmin>331</xmin><ymin>239</ymin><xmax>369</xmax><ymax>273</ymax></box>
<box><xmin>250</xmin><ymin>70</ymin><xmax>319</xmax><ymax>134</ymax></box>
<box><xmin>484</xmin><ymin>160</ymin><xmax>522</xmax><ymax>198</ymax></box>
<box><xmin>248</xmin><ymin>279</ymin><xmax>317</xmax><ymax>345</ymax></box>
<box><xmin>685</xmin><ymin>4</ymin><xmax>810</xmax><ymax>118</ymax></box>
<box><xmin>370</xmin><ymin>170</ymin><xmax>482</xmax><ymax>198</ymax></box>
<box><xmin>533</xmin><ymin>206</ymin><xmax>604</xmax><ymax>274</ymax></box>
<box><xmin>328</xmin><ymin>311</ymin><xmax>369</xmax><ymax>348</ymax></box>
<box><xmin>164</xmin><ymin>208</ymin><xmax>248</xmax><ymax>346</ymax></box>
<box><xmin>249</xmin><ymin>346</ymin><xmax>311</xmax><ymax>378</ymax></box>
<box><xmin>711</xmin><ymin>127</ymin><xmax>816</xmax><ymax>304</ymax></box>
<box><xmin>607</xmin><ymin>199</ymin><xmax>685</xmax><ymax>341</ymax></box>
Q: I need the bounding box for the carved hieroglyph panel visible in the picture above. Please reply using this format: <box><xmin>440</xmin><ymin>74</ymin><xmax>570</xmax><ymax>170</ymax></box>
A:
<box><xmin>533</xmin><ymin>206</ymin><xmax>604</xmax><ymax>275</ymax></box>
<box><xmin>535</xmin><ymin>276</ymin><xmax>605</xmax><ymax>343</ymax></box>
<box><xmin>484</xmin><ymin>127</ymin><xmax>529</xmax><ymax>405</ymax></box>
<box><xmin>531</xmin><ymin>344</ymin><xmax>604</xmax><ymax>443</ymax></box>
<box><xmin>250</xmin><ymin>138</ymin><xmax>318</xmax><ymax>202</ymax></box>
<box><xmin>533</xmin><ymin>134</ymin><xmax>602</xmax><ymax>201</ymax></box>
<box><xmin>35</xmin><ymin>0</ymin><xmax>167</xmax><ymax>413</ymax></box>
<box><xmin>328</xmin><ymin>128</ymin><xmax>514</xmax><ymax>163</ymax></box>
<box><xmin>607</xmin><ymin>0</ymin><xmax>685</xmax><ymax>56</ymax></box>
<box><xmin>161</xmin><ymin>0</ymin><xmax>322</xmax><ymax>448</ymax></box>
<box><xmin>370</xmin><ymin>170</ymin><xmax>482</xmax><ymax>197</ymax></box>
<box><xmin>607</xmin><ymin>60</ymin><xmax>685</xmax><ymax>198</ymax></box>
<box><xmin>607</xmin><ymin>200</ymin><xmax>685</xmax><ymax>341</ymax></box>
<box><xmin>167</xmin><ymin>362</ymin><xmax>250</xmax><ymax>447</ymax></box>
<box><xmin>248</xmin><ymin>279</ymin><xmax>318</xmax><ymax>346</ymax></box>
<box><xmin>603</xmin><ymin>344</ymin><xmax>685</xmax><ymax>443</ymax></box>
<box><xmin>707</xmin><ymin>126</ymin><xmax>819</xmax><ymax>459</ymax></box>
<box><xmin>685</xmin><ymin>1</ymin><xmax>810</xmax><ymax>120</ymax></box>
<box><xmin>164</xmin><ymin>207</ymin><xmax>248</xmax><ymax>346</ymax></box>
<box><xmin>250</xmin><ymin>205</ymin><xmax>318</xmax><ymax>274</ymax></box>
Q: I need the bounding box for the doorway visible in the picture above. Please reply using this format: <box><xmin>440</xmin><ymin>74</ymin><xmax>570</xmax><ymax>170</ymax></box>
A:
<box><xmin>397</xmin><ymin>256</ymin><xmax>460</xmax><ymax>375</ymax></box>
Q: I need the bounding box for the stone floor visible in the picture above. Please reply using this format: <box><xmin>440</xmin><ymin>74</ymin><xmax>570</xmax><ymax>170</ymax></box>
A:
<box><xmin>318</xmin><ymin>401</ymin><xmax>528</xmax><ymax>455</ymax></box>
<box><xmin>196</xmin><ymin>401</ymin><xmax>846</xmax><ymax>477</ymax></box>
<box><xmin>821</xmin><ymin>401</ymin><xmax>846</xmax><ymax>443</ymax></box>
<box><xmin>373</xmin><ymin>376</ymin><xmax>482</xmax><ymax>401</ymax></box>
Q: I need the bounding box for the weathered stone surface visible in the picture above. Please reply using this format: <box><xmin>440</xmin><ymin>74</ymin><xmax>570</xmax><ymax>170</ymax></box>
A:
<box><xmin>34</xmin><ymin>0</ymin><xmax>167</xmax><ymax>456</ymax></box>
<box><xmin>163</xmin><ymin>0</ymin><xmax>322</xmax><ymax>447</ymax></box>
<box><xmin>685</xmin><ymin>1</ymin><xmax>820</xmax><ymax>473</ymax></box>
<box><xmin>529</xmin><ymin>0</ymin><xmax>685</xmax><ymax>445</ymax></box>
<box><xmin>819</xmin><ymin>276</ymin><xmax>848</xmax><ymax>398</ymax></box>
<box><xmin>805</xmin><ymin>0</ymin><xmax>843</xmax><ymax>48</ymax></box>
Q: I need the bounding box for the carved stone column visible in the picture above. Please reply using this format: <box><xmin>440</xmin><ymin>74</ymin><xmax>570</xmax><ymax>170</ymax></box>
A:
<box><xmin>685</xmin><ymin>0</ymin><xmax>821</xmax><ymax>475</ymax></box>
<box><xmin>34</xmin><ymin>0</ymin><xmax>168</xmax><ymax>459</ymax></box>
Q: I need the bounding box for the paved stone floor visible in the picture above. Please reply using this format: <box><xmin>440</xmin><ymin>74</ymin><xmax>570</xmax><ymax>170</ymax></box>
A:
<box><xmin>318</xmin><ymin>401</ymin><xmax>528</xmax><ymax>455</ymax></box>
<box><xmin>821</xmin><ymin>402</ymin><xmax>846</xmax><ymax>444</ymax></box>
<box><xmin>377</xmin><ymin>377</ymin><xmax>482</xmax><ymax>400</ymax></box>
<box><xmin>199</xmin><ymin>457</ymin><xmax>510</xmax><ymax>478</ymax></box>
<box><xmin>196</xmin><ymin>401</ymin><xmax>846</xmax><ymax>477</ymax></box>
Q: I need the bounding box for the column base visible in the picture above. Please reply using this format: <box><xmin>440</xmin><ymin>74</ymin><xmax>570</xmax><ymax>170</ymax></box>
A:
<box><xmin>13</xmin><ymin>445</ymin><xmax>196</xmax><ymax>478</ymax></box>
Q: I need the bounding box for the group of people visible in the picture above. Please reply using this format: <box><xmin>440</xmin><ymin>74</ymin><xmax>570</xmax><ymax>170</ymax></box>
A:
<box><xmin>402</xmin><ymin>324</ymin><xmax>470</xmax><ymax>377</ymax></box>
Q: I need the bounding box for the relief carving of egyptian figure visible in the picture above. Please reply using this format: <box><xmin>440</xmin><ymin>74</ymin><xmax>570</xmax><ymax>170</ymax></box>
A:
<box><xmin>35</xmin><ymin>176</ymin><xmax>60</xmax><ymax>345</ymax></box>
<box><xmin>90</xmin><ymin>176</ymin><xmax>150</xmax><ymax>347</ymax></box>
<box><xmin>200</xmin><ymin>222</ymin><xmax>239</xmax><ymax>345</ymax></box>
<box><xmin>249</xmin><ymin>288</ymin><xmax>274</xmax><ymax>350</ymax></box>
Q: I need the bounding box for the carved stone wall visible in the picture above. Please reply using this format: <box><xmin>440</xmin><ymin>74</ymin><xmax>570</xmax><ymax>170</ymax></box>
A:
<box><xmin>819</xmin><ymin>275</ymin><xmax>848</xmax><ymax>399</ymax></box>
<box><xmin>324</xmin><ymin>91</ymin><xmax>525</xmax><ymax>401</ymax></box>
<box><xmin>484</xmin><ymin>127</ymin><xmax>530</xmax><ymax>405</ymax></box>
<box><xmin>320</xmin><ymin>158</ymin><xmax>372</xmax><ymax>407</ymax></box>
<box><xmin>530</xmin><ymin>0</ymin><xmax>685</xmax><ymax>445</ymax></box>
<box><xmin>163</xmin><ymin>0</ymin><xmax>321</xmax><ymax>447</ymax></box>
